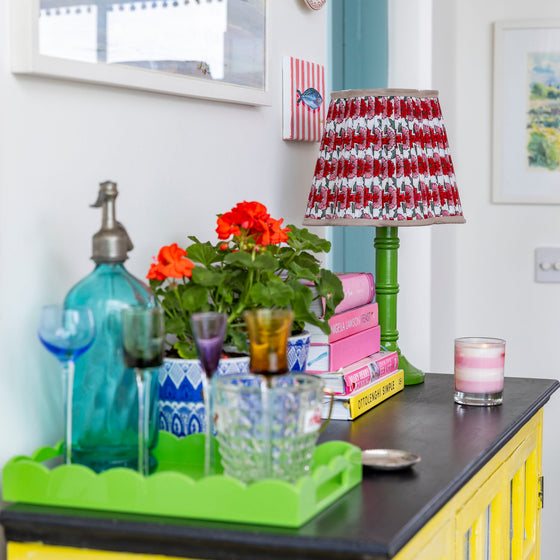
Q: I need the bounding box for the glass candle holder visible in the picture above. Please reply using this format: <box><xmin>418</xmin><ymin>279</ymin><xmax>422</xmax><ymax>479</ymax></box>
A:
<box><xmin>454</xmin><ymin>337</ymin><xmax>506</xmax><ymax>406</ymax></box>
<box><xmin>214</xmin><ymin>373</ymin><xmax>324</xmax><ymax>484</ymax></box>
<box><xmin>244</xmin><ymin>309</ymin><xmax>294</xmax><ymax>376</ymax></box>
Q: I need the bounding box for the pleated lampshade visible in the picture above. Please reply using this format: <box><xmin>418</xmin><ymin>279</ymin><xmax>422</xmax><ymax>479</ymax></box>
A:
<box><xmin>303</xmin><ymin>88</ymin><xmax>465</xmax><ymax>227</ymax></box>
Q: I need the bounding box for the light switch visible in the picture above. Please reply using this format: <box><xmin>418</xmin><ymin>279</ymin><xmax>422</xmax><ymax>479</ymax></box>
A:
<box><xmin>535</xmin><ymin>248</ymin><xmax>560</xmax><ymax>282</ymax></box>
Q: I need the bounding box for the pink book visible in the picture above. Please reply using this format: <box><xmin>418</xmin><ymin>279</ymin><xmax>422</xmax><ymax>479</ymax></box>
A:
<box><xmin>308</xmin><ymin>272</ymin><xmax>375</xmax><ymax>317</ymax></box>
<box><xmin>317</xmin><ymin>351</ymin><xmax>399</xmax><ymax>394</ymax></box>
<box><xmin>306</xmin><ymin>325</ymin><xmax>381</xmax><ymax>372</ymax></box>
<box><xmin>306</xmin><ymin>302</ymin><xmax>378</xmax><ymax>344</ymax></box>
<box><xmin>334</xmin><ymin>273</ymin><xmax>375</xmax><ymax>313</ymax></box>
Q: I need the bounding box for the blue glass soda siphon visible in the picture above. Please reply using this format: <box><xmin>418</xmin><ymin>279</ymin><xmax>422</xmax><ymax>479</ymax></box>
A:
<box><xmin>64</xmin><ymin>181</ymin><xmax>158</xmax><ymax>473</ymax></box>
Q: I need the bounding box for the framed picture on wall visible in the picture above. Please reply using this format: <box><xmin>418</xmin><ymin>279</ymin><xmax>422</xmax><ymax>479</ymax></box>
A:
<box><xmin>493</xmin><ymin>20</ymin><xmax>560</xmax><ymax>204</ymax></box>
<box><xmin>282</xmin><ymin>57</ymin><xmax>326</xmax><ymax>142</ymax></box>
<box><xmin>10</xmin><ymin>0</ymin><xmax>269</xmax><ymax>106</ymax></box>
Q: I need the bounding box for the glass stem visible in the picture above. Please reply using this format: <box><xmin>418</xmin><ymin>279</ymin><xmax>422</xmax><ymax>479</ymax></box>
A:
<box><xmin>60</xmin><ymin>360</ymin><xmax>75</xmax><ymax>465</ymax></box>
<box><xmin>260</xmin><ymin>377</ymin><xmax>272</xmax><ymax>479</ymax></box>
<box><xmin>135</xmin><ymin>368</ymin><xmax>150</xmax><ymax>476</ymax></box>
<box><xmin>202</xmin><ymin>374</ymin><xmax>215</xmax><ymax>477</ymax></box>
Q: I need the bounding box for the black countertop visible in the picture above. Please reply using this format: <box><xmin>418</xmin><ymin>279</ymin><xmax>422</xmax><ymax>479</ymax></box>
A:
<box><xmin>2</xmin><ymin>374</ymin><xmax>558</xmax><ymax>560</ymax></box>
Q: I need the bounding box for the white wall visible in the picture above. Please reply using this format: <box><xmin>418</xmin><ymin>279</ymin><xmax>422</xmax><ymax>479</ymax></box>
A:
<box><xmin>431</xmin><ymin>0</ymin><xmax>560</xmax><ymax>556</ymax></box>
<box><xmin>388</xmin><ymin>0</ymin><xmax>433</xmax><ymax>374</ymax></box>
<box><xmin>0</xmin><ymin>0</ymin><xmax>325</xmax><ymax>471</ymax></box>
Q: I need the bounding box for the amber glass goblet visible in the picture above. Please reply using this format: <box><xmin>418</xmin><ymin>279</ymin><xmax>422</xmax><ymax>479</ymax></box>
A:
<box><xmin>244</xmin><ymin>308</ymin><xmax>295</xmax><ymax>478</ymax></box>
<box><xmin>243</xmin><ymin>309</ymin><xmax>294</xmax><ymax>377</ymax></box>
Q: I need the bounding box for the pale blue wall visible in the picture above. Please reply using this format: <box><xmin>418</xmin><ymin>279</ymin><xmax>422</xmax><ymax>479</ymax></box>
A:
<box><xmin>329</xmin><ymin>0</ymin><xmax>388</xmax><ymax>274</ymax></box>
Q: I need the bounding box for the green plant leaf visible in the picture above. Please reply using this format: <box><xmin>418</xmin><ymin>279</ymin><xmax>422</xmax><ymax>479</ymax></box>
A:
<box><xmin>165</xmin><ymin>315</ymin><xmax>187</xmax><ymax>337</ymax></box>
<box><xmin>250</xmin><ymin>279</ymin><xmax>294</xmax><ymax>308</ymax></box>
<box><xmin>186</xmin><ymin>242</ymin><xmax>221</xmax><ymax>267</ymax></box>
<box><xmin>287</xmin><ymin>225</ymin><xmax>332</xmax><ymax>253</ymax></box>
<box><xmin>161</xmin><ymin>291</ymin><xmax>183</xmax><ymax>314</ymax></box>
<box><xmin>224</xmin><ymin>251</ymin><xmax>277</xmax><ymax>271</ymax></box>
<box><xmin>223</xmin><ymin>251</ymin><xmax>254</xmax><ymax>267</ymax></box>
<box><xmin>181</xmin><ymin>284</ymin><xmax>209</xmax><ymax>312</ymax></box>
<box><xmin>253</xmin><ymin>253</ymin><xmax>278</xmax><ymax>271</ymax></box>
<box><xmin>285</xmin><ymin>259</ymin><xmax>320</xmax><ymax>282</ymax></box>
<box><xmin>230</xmin><ymin>328</ymin><xmax>249</xmax><ymax>354</ymax></box>
<box><xmin>148</xmin><ymin>279</ymin><xmax>164</xmax><ymax>290</ymax></box>
<box><xmin>191</xmin><ymin>266</ymin><xmax>223</xmax><ymax>287</ymax></box>
<box><xmin>315</xmin><ymin>269</ymin><xmax>344</xmax><ymax>319</ymax></box>
<box><xmin>289</xmin><ymin>285</ymin><xmax>313</xmax><ymax>316</ymax></box>
<box><xmin>174</xmin><ymin>341</ymin><xmax>197</xmax><ymax>359</ymax></box>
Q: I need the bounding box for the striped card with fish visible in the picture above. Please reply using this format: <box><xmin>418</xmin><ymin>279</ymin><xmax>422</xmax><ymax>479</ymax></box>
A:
<box><xmin>282</xmin><ymin>56</ymin><xmax>326</xmax><ymax>142</ymax></box>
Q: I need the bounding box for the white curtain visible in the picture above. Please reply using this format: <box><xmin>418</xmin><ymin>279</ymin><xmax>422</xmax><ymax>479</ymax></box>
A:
<box><xmin>39</xmin><ymin>5</ymin><xmax>98</xmax><ymax>63</ymax></box>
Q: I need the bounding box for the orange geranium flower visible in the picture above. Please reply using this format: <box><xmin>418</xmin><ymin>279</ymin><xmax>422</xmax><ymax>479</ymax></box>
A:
<box><xmin>147</xmin><ymin>262</ymin><xmax>166</xmax><ymax>281</ymax></box>
<box><xmin>216</xmin><ymin>201</ymin><xmax>290</xmax><ymax>246</ymax></box>
<box><xmin>267</xmin><ymin>218</ymin><xmax>291</xmax><ymax>245</ymax></box>
<box><xmin>216</xmin><ymin>214</ymin><xmax>241</xmax><ymax>240</ymax></box>
<box><xmin>216</xmin><ymin>201</ymin><xmax>270</xmax><ymax>240</ymax></box>
<box><xmin>147</xmin><ymin>243</ymin><xmax>194</xmax><ymax>280</ymax></box>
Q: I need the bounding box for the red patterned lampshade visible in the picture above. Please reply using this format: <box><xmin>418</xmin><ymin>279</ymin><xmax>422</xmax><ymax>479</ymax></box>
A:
<box><xmin>303</xmin><ymin>88</ymin><xmax>465</xmax><ymax>226</ymax></box>
<box><xmin>302</xmin><ymin>88</ymin><xmax>465</xmax><ymax>386</ymax></box>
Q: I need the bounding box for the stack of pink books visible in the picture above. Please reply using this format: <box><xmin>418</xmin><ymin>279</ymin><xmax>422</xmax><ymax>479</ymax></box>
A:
<box><xmin>305</xmin><ymin>272</ymin><xmax>400</xmax><ymax>400</ymax></box>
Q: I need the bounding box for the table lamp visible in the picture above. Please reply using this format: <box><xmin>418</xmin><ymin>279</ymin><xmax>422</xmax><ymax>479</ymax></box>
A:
<box><xmin>303</xmin><ymin>89</ymin><xmax>465</xmax><ymax>385</ymax></box>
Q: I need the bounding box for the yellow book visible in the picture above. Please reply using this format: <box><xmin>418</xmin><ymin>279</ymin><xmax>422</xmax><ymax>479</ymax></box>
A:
<box><xmin>321</xmin><ymin>369</ymin><xmax>404</xmax><ymax>420</ymax></box>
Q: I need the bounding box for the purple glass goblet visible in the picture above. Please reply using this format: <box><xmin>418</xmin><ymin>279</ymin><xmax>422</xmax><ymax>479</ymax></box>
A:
<box><xmin>190</xmin><ymin>312</ymin><xmax>227</xmax><ymax>476</ymax></box>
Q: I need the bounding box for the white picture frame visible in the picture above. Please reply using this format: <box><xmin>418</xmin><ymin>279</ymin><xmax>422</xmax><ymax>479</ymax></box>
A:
<box><xmin>10</xmin><ymin>0</ymin><xmax>270</xmax><ymax>106</ymax></box>
<box><xmin>493</xmin><ymin>20</ymin><xmax>560</xmax><ymax>204</ymax></box>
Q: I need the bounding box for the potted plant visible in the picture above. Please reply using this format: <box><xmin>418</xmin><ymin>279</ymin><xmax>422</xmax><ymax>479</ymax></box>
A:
<box><xmin>149</xmin><ymin>200</ymin><xmax>344</xmax><ymax>436</ymax></box>
<box><xmin>148</xmin><ymin>200</ymin><xmax>344</xmax><ymax>357</ymax></box>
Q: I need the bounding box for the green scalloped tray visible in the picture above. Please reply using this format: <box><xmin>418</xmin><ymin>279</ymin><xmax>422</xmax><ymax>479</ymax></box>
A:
<box><xmin>2</xmin><ymin>432</ymin><xmax>362</xmax><ymax>528</ymax></box>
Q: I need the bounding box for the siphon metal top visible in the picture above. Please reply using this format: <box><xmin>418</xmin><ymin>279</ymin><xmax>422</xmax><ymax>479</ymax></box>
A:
<box><xmin>90</xmin><ymin>181</ymin><xmax>133</xmax><ymax>263</ymax></box>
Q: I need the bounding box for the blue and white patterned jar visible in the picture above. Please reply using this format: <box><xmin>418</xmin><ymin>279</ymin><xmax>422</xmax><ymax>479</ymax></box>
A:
<box><xmin>287</xmin><ymin>331</ymin><xmax>311</xmax><ymax>372</ymax></box>
<box><xmin>158</xmin><ymin>356</ymin><xmax>250</xmax><ymax>438</ymax></box>
<box><xmin>158</xmin><ymin>333</ymin><xmax>311</xmax><ymax>438</ymax></box>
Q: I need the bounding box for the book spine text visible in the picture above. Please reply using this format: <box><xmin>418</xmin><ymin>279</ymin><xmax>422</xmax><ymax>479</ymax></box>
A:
<box><xmin>349</xmin><ymin>370</ymin><xmax>404</xmax><ymax>418</ymax></box>
<box><xmin>327</xmin><ymin>302</ymin><xmax>378</xmax><ymax>343</ymax></box>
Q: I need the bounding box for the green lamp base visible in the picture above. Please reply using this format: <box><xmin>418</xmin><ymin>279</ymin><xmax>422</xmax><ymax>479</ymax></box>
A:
<box><xmin>397</xmin><ymin>351</ymin><xmax>425</xmax><ymax>386</ymax></box>
<box><xmin>380</xmin><ymin>340</ymin><xmax>425</xmax><ymax>385</ymax></box>
<box><xmin>374</xmin><ymin>226</ymin><xmax>425</xmax><ymax>386</ymax></box>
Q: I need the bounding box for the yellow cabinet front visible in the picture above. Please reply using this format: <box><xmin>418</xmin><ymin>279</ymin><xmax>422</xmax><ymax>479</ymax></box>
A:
<box><xmin>395</xmin><ymin>409</ymin><xmax>543</xmax><ymax>560</ymax></box>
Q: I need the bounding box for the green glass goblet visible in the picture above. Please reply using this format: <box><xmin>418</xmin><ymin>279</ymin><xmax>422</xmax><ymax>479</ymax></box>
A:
<box><xmin>121</xmin><ymin>306</ymin><xmax>165</xmax><ymax>476</ymax></box>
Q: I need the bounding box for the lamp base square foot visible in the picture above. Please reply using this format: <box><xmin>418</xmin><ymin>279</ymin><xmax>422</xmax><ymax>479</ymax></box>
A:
<box><xmin>398</xmin><ymin>353</ymin><xmax>425</xmax><ymax>386</ymax></box>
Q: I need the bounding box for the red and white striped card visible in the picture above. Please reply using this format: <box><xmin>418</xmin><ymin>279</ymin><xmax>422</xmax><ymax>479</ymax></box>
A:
<box><xmin>282</xmin><ymin>56</ymin><xmax>326</xmax><ymax>142</ymax></box>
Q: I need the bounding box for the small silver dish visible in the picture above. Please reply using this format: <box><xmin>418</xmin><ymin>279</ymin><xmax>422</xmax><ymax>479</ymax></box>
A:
<box><xmin>361</xmin><ymin>449</ymin><xmax>421</xmax><ymax>471</ymax></box>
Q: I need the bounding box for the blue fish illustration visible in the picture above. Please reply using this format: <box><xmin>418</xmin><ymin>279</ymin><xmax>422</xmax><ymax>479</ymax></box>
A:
<box><xmin>297</xmin><ymin>87</ymin><xmax>323</xmax><ymax>110</ymax></box>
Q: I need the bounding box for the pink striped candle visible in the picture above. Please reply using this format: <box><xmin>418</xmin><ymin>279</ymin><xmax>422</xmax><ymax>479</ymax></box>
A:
<box><xmin>454</xmin><ymin>337</ymin><xmax>505</xmax><ymax>406</ymax></box>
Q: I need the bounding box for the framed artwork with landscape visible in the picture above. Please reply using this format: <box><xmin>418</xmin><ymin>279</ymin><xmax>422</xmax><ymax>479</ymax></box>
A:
<box><xmin>493</xmin><ymin>20</ymin><xmax>560</xmax><ymax>204</ymax></box>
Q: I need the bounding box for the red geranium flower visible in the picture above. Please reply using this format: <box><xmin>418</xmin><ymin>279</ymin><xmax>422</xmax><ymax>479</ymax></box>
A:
<box><xmin>216</xmin><ymin>201</ymin><xmax>269</xmax><ymax>240</ymax></box>
<box><xmin>147</xmin><ymin>243</ymin><xmax>194</xmax><ymax>280</ymax></box>
<box><xmin>216</xmin><ymin>201</ymin><xmax>290</xmax><ymax>248</ymax></box>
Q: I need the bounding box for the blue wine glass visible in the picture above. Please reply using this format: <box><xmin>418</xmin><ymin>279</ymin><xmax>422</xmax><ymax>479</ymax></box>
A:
<box><xmin>190</xmin><ymin>312</ymin><xmax>227</xmax><ymax>477</ymax></box>
<box><xmin>121</xmin><ymin>306</ymin><xmax>165</xmax><ymax>476</ymax></box>
<box><xmin>38</xmin><ymin>304</ymin><xmax>95</xmax><ymax>465</ymax></box>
